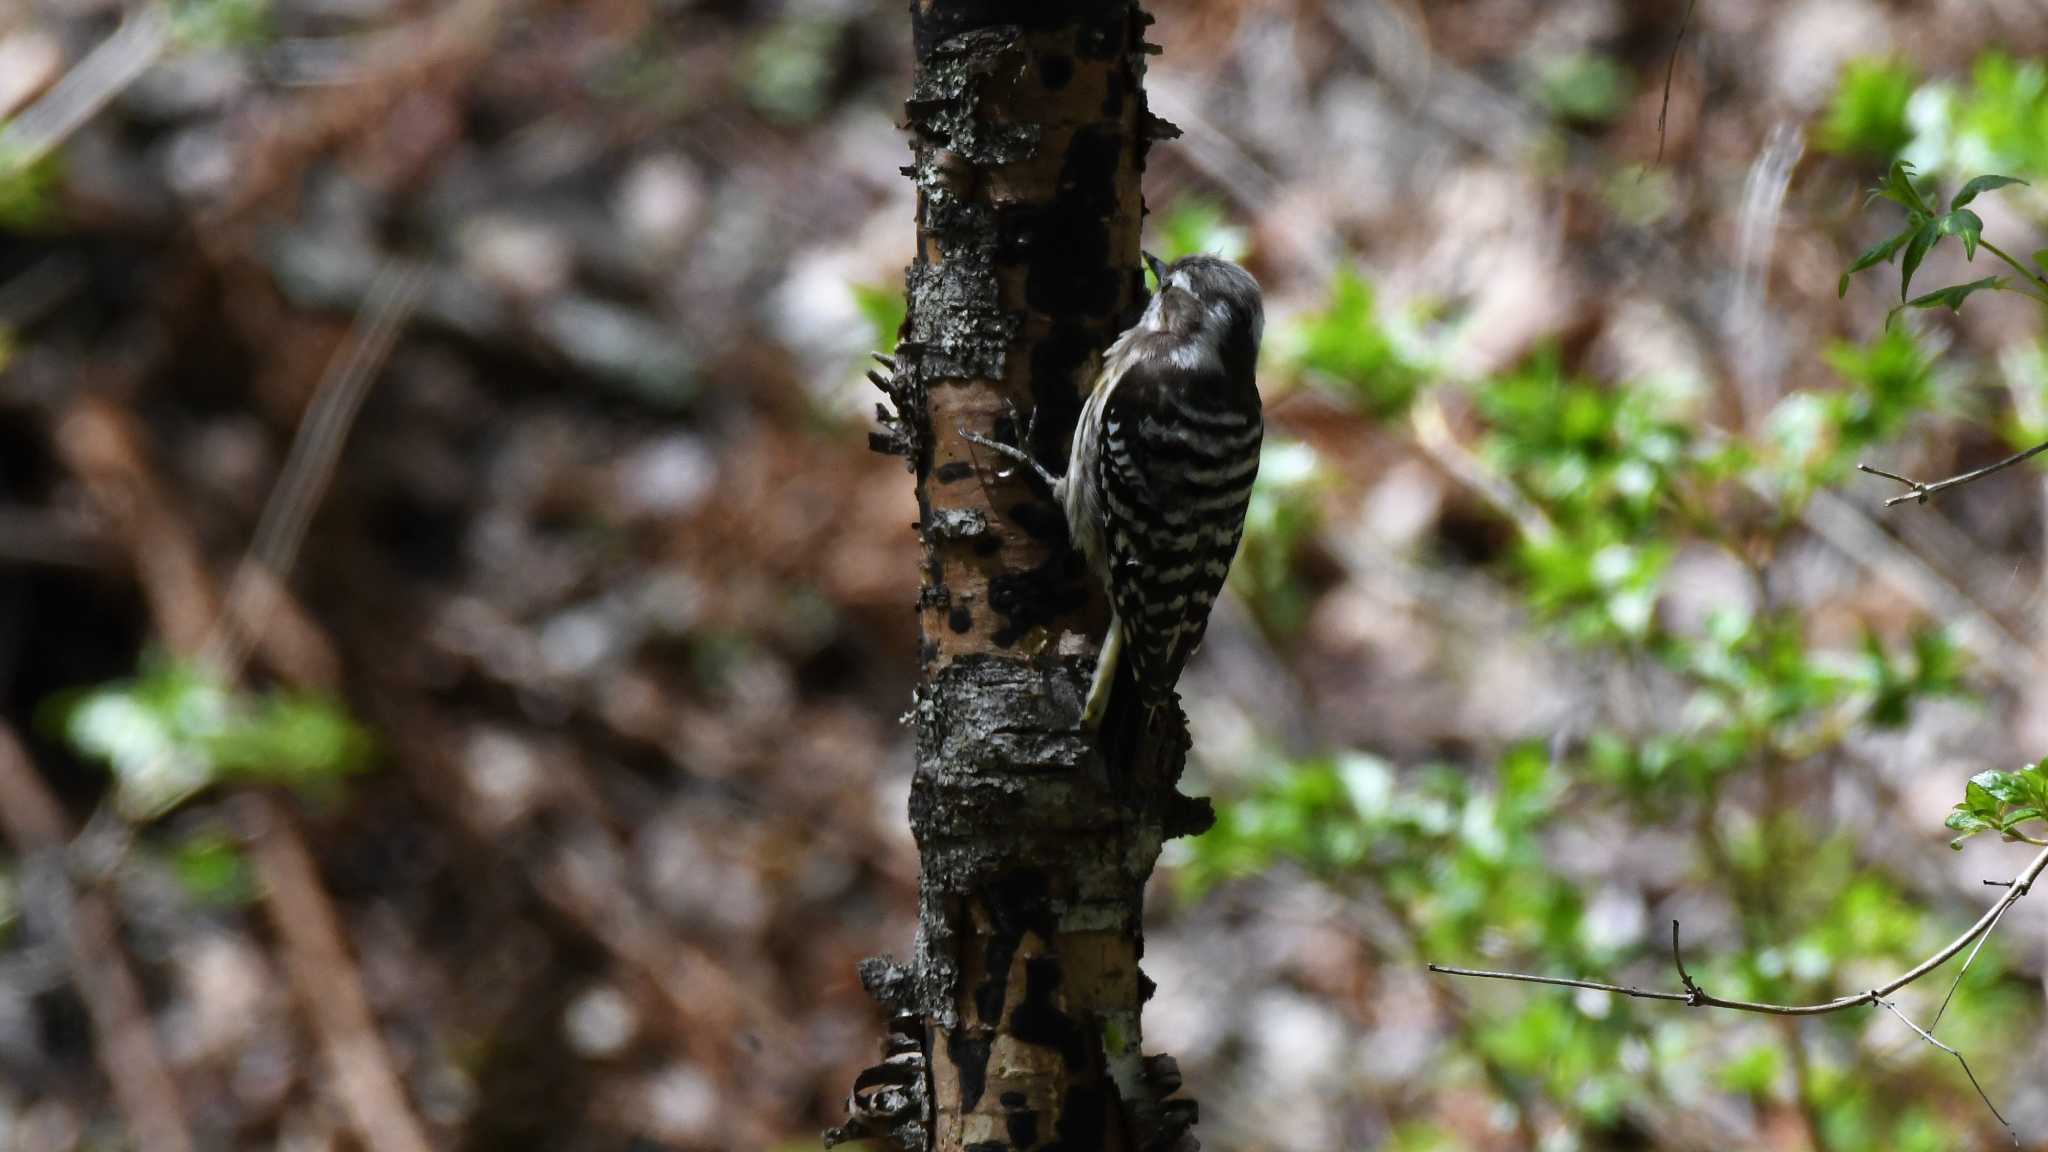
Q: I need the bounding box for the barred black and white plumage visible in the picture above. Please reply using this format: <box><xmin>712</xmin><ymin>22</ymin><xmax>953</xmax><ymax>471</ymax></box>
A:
<box><xmin>1061</xmin><ymin>253</ymin><xmax>1264</xmax><ymax>727</ymax></box>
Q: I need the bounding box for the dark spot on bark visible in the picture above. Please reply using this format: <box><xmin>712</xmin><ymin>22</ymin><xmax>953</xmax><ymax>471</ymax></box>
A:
<box><xmin>1006</xmin><ymin>1103</ymin><xmax>1040</xmax><ymax>1149</ymax></box>
<box><xmin>988</xmin><ymin>553</ymin><xmax>1088</xmax><ymax>648</ymax></box>
<box><xmin>1040</xmin><ymin>55</ymin><xmax>1074</xmax><ymax>89</ymax></box>
<box><xmin>1049</xmin><ymin>1080</ymin><xmax>1112</xmax><ymax>1150</ymax></box>
<box><xmin>1010</xmin><ymin>955</ymin><xmax>1086</xmax><ymax>1067</ymax></box>
<box><xmin>974</xmin><ymin>533</ymin><xmax>1003</xmax><ymax>556</ymax></box>
<box><xmin>1074</xmin><ymin>15</ymin><xmax>1121</xmax><ymax>58</ymax></box>
<box><xmin>972</xmin><ymin>870</ymin><xmax>1058</xmax><ymax>1024</ymax></box>
<box><xmin>1005</xmin><ymin>499</ymin><xmax>1068</xmax><ymax>544</ymax></box>
<box><xmin>1017</xmin><ymin>127</ymin><xmax>1124</xmax><ymax>322</ymax></box>
<box><xmin>920</xmin><ymin>583</ymin><xmax>951</xmax><ymax>610</ymax></box>
<box><xmin>949</xmin><ymin>605</ymin><xmax>974</xmax><ymax>633</ymax></box>
<box><xmin>1029</xmin><ymin>320</ymin><xmax>1091</xmax><ymax>448</ymax></box>
<box><xmin>1101</xmin><ymin>68</ymin><xmax>1124</xmax><ymax>117</ymax></box>
<box><xmin>947</xmin><ymin>1030</ymin><xmax>993</xmax><ymax>1113</ymax></box>
<box><xmin>936</xmin><ymin>460</ymin><xmax>976</xmax><ymax>483</ymax></box>
<box><xmin>989</xmin><ymin>870</ymin><xmax>1057</xmax><ymax>933</ymax></box>
<box><xmin>919</xmin><ymin>638</ymin><xmax>939</xmax><ymax>665</ymax></box>
<box><xmin>1000</xmin><ymin>1091</ymin><xmax>1028</xmax><ymax>1109</ymax></box>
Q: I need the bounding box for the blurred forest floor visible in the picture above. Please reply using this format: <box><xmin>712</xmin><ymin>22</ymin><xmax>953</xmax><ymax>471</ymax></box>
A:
<box><xmin>6</xmin><ymin>1</ymin><xmax>2048</xmax><ymax>1150</ymax></box>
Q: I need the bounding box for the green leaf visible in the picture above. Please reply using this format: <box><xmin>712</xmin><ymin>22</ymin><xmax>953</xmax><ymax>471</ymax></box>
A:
<box><xmin>743</xmin><ymin>17</ymin><xmax>846</xmax><ymax>123</ymax></box>
<box><xmin>1281</xmin><ymin>267</ymin><xmax>1425</xmax><ymax>418</ymax></box>
<box><xmin>1947</xmin><ymin>763</ymin><xmax>2048</xmax><ymax>849</ymax></box>
<box><xmin>169</xmin><ymin>0</ymin><xmax>273</xmax><ymax>49</ymax></box>
<box><xmin>850</xmin><ymin>283</ymin><xmax>906</xmax><ymax>355</ymax></box>
<box><xmin>1946</xmin><ymin>808</ymin><xmax>1992</xmax><ymax>849</ymax></box>
<box><xmin>2020</xmin><ymin>760</ymin><xmax>2048</xmax><ymax>811</ymax></box>
<box><xmin>1818</xmin><ymin>57</ymin><xmax>1917</xmax><ymax>158</ymax></box>
<box><xmin>58</xmin><ymin>656</ymin><xmax>372</xmax><ymax>820</ymax></box>
<box><xmin>1963</xmin><ymin>779</ymin><xmax>2001</xmax><ymax>819</ymax></box>
<box><xmin>1998</xmin><ymin>807</ymin><xmax>2043</xmax><ymax>831</ymax></box>
<box><xmin>0</xmin><ymin>144</ymin><xmax>59</xmax><ymax>232</ymax></box>
<box><xmin>1951</xmin><ymin>173</ymin><xmax>2026</xmax><ymax>208</ymax></box>
<box><xmin>1716</xmin><ymin>1042</ymin><xmax>1786</xmax><ymax>1096</ymax></box>
<box><xmin>1532</xmin><ymin>54</ymin><xmax>1632</xmax><ymax>124</ymax></box>
<box><xmin>1870</xmin><ymin>159</ymin><xmax>1932</xmax><ymax>216</ymax></box>
<box><xmin>1972</xmin><ymin>769</ymin><xmax>2027</xmax><ymax>806</ymax></box>
<box><xmin>170</xmin><ymin>834</ymin><xmax>255</xmax><ymax>906</ymax></box>
<box><xmin>1839</xmin><ymin>229</ymin><xmax>1914</xmax><ymax>297</ymax></box>
<box><xmin>1936</xmin><ymin>208</ymin><xmax>1984</xmax><ymax>261</ymax></box>
<box><xmin>1150</xmin><ymin>196</ymin><xmax>1249</xmax><ymax>264</ymax></box>
<box><xmin>1901</xmin><ymin>276</ymin><xmax>2005</xmax><ymax>313</ymax></box>
<box><xmin>2035</xmin><ymin>249</ymin><xmax>2048</xmax><ymax>275</ymax></box>
<box><xmin>1898</xmin><ymin>220</ymin><xmax>1940</xmax><ymax>300</ymax></box>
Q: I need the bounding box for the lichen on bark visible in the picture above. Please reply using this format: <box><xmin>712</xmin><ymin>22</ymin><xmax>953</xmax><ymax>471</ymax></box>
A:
<box><xmin>839</xmin><ymin>5</ymin><xmax>1203</xmax><ymax>1152</ymax></box>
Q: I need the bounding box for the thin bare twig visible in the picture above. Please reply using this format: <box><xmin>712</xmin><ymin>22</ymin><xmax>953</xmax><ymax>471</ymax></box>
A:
<box><xmin>1432</xmin><ymin>846</ymin><xmax>2048</xmax><ymax>1136</ymax></box>
<box><xmin>1928</xmin><ymin>891</ymin><xmax>2015</xmax><ymax>1032</ymax></box>
<box><xmin>1655</xmin><ymin>0</ymin><xmax>1698</xmax><ymax>165</ymax></box>
<box><xmin>1859</xmin><ymin>439</ymin><xmax>2048</xmax><ymax>508</ymax></box>
<box><xmin>1876</xmin><ymin>997</ymin><xmax>2015</xmax><ymax>1145</ymax></box>
<box><xmin>1431</xmin><ymin>843</ymin><xmax>2048</xmax><ymax>1016</ymax></box>
<box><xmin>0</xmin><ymin>6</ymin><xmax>170</xmax><ymax>177</ymax></box>
<box><xmin>202</xmin><ymin>260</ymin><xmax>425</xmax><ymax>681</ymax></box>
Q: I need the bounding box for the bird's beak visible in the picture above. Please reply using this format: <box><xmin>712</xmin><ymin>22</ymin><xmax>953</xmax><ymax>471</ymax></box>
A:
<box><xmin>1143</xmin><ymin>250</ymin><xmax>1167</xmax><ymax>289</ymax></box>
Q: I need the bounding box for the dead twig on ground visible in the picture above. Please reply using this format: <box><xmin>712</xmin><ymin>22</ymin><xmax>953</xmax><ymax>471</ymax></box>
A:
<box><xmin>203</xmin><ymin>261</ymin><xmax>425</xmax><ymax>684</ymax></box>
<box><xmin>0</xmin><ymin>6</ymin><xmax>169</xmax><ymax>179</ymax></box>
<box><xmin>56</xmin><ymin>376</ymin><xmax>436</xmax><ymax>1152</ymax></box>
<box><xmin>241</xmin><ymin>793</ymin><xmax>436</xmax><ymax>1152</ymax></box>
<box><xmin>0</xmin><ymin>725</ymin><xmax>196</xmax><ymax>1152</ymax></box>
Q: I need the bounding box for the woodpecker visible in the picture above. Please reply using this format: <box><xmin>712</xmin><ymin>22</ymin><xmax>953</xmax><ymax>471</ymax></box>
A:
<box><xmin>967</xmin><ymin>252</ymin><xmax>1264</xmax><ymax>729</ymax></box>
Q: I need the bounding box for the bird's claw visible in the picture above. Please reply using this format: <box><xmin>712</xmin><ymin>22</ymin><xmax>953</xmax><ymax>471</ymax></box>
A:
<box><xmin>958</xmin><ymin>396</ymin><xmax>1058</xmax><ymax>490</ymax></box>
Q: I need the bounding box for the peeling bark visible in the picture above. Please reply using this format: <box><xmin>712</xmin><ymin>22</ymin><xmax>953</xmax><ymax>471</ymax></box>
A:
<box><xmin>835</xmin><ymin>5</ymin><xmax>1204</xmax><ymax>1151</ymax></box>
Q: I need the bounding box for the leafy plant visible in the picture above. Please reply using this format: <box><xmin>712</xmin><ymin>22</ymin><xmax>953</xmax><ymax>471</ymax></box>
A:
<box><xmin>1187</xmin><ymin>55</ymin><xmax>2048</xmax><ymax>1152</ymax></box>
<box><xmin>0</xmin><ymin>141</ymin><xmax>59</xmax><ymax>232</ymax></box>
<box><xmin>1910</xmin><ymin>55</ymin><xmax>2048</xmax><ymax>181</ymax></box>
<box><xmin>1530</xmin><ymin>54</ymin><xmax>1632</xmax><ymax>125</ymax></box>
<box><xmin>1148</xmin><ymin>196</ymin><xmax>1249</xmax><ymax>264</ymax></box>
<box><xmin>1945</xmin><ymin>762</ymin><xmax>2048</xmax><ymax>848</ymax></box>
<box><xmin>850</xmin><ymin>282</ymin><xmax>905</xmax><ymax>356</ymax></box>
<box><xmin>58</xmin><ymin>656</ymin><xmax>372</xmax><ymax>819</ymax></box>
<box><xmin>169</xmin><ymin>0</ymin><xmax>272</xmax><ymax>50</ymax></box>
<box><xmin>744</xmin><ymin>17</ymin><xmax>845</xmax><ymax>123</ymax></box>
<box><xmin>1276</xmin><ymin>266</ymin><xmax>1425</xmax><ymax>417</ymax></box>
<box><xmin>1230</xmin><ymin>439</ymin><xmax>1326</xmax><ymax>639</ymax></box>
<box><xmin>170</xmin><ymin>832</ymin><xmax>257</xmax><ymax>905</ymax></box>
<box><xmin>1819</xmin><ymin>57</ymin><xmax>1917</xmax><ymax>157</ymax></box>
<box><xmin>1838</xmin><ymin>160</ymin><xmax>2038</xmax><ymax>316</ymax></box>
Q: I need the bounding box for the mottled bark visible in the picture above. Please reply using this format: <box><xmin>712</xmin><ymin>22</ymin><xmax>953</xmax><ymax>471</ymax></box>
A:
<box><xmin>834</xmin><ymin>5</ymin><xmax>1205</xmax><ymax>1152</ymax></box>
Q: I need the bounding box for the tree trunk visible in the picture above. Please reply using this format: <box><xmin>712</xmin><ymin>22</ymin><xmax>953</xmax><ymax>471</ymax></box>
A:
<box><xmin>834</xmin><ymin>4</ymin><xmax>1208</xmax><ymax>1151</ymax></box>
